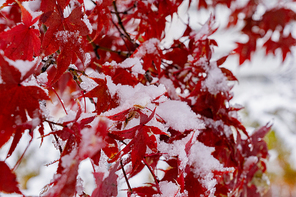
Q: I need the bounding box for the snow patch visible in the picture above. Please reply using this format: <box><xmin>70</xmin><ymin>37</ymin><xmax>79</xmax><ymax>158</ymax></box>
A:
<box><xmin>5</xmin><ymin>57</ymin><xmax>39</xmax><ymax>79</ymax></box>
<box><xmin>159</xmin><ymin>77</ymin><xmax>179</xmax><ymax>100</ymax></box>
<box><xmin>61</xmin><ymin>149</ymin><xmax>77</xmax><ymax>168</ymax></box>
<box><xmin>84</xmin><ymin>52</ymin><xmax>91</xmax><ymax>66</ymax></box>
<box><xmin>120</xmin><ymin>57</ymin><xmax>145</xmax><ymax>74</ymax></box>
<box><xmin>82</xmin><ymin>14</ymin><xmax>93</xmax><ymax>34</ymax></box>
<box><xmin>80</xmin><ymin>75</ymin><xmax>99</xmax><ymax>92</ymax></box>
<box><xmin>37</xmin><ymin>72</ymin><xmax>48</xmax><ymax>84</ymax></box>
<box><xmin>55</xmin><ymin>30</ymin><xmax>81</xmax><ymax>43</ymax></box>
<box><xmin>152</xmin><ymin>181</ymin><xmax>186</xmax><ymax>197</ymax></box>
<box><xmin>157</xmin><ymin>100</ymin><xmax>204</xmax><ymax>132</ymax></box>
<box><xmin>202</xmin><ymin>63</ymin><xmax>230</xmax><ymax>95</ymax></box>
<box><xmin>188</xmin><ymin>141</ymin><xmax>234</xmax><ymax>196</ymax></box>
<box><xmin>134</xmin><ymin>38</ymin><xmax>160</xmax><ymax>57</ymax></box>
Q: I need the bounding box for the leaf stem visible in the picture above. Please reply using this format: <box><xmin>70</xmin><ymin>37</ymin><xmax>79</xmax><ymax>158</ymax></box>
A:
<box><xmin>143</xmin><ymin>158</ymin><xmax>161</xmax><ymax>193</ymax></box>
<box><xmin>112</xmin><ymin>0</ymin><xmax>135</xmax><ymax>46</ymax></box>
<box><xmin>49</xmin><ymin>86</ymin><xmax>68</xmax><ymax>115</ymax></box>
<box><xmin>120</xmin><ymin>159</ymin><xmax>133</xmax><ymax>193</ymax></box>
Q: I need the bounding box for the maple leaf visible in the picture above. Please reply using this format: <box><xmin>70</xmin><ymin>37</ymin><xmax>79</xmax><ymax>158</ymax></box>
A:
<box><xmin>0</xmin><ymin>54</ymin><xmax>49</xmax><ymax>149</ymax></box>
<box><xmin>89</xmin><ymin>0</ymin><xmax>113</xmax><ymax>40</ymax></box>
<box><xmin>234</xmin><ymin>37</ymin><xmax>257</xmax><ymax>65</ymax></box>
<box><xmin>40</xmin><ymin>6</ymin><xmax>90</xmax><ymax>84</ymax></box>
<box><xmin>0</xmin><ymin>3</ymin><xmax>40</xmax><ymax>61</ymax></box>
<box><xmin>264</xmin><ymin>33</ymin><xmax>296</xmax><ymax>61</ymax></box>
<box><xmin>0</xmin><ymin>161</ymin><xmax>22</xmax><ymax>194</ymax></box>
<box><xmin>91</xmin><ymin>161</ymin><xmax>119</xmax><ymax>197</ymax></box>
<box><xmin>109</xmin><ymin>109</ymin><xmax>167</xmax><ymax>170</ymax></box>
<box><xmin>45</xmin><ymin>154</ymin><xmax>79</xmax><ymax>197</ymax></box>
<box><xmin>84</xmin><ymin>77</ymin><xmax>119</xmax><ymax>114</ymax></box>
<box><xmin>258</xmin><ymin>8</ymin><xmax>296</xmax><ymax>32</ymax></box>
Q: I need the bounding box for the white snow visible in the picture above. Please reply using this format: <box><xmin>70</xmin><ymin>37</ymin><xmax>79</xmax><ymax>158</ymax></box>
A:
<box><xmin>84</xmin><ymin>52</ymin><xmax>91</xmax><ymax>66</ymax></box>
<box><xmin>80</xmin><ymin>75</ymin><xmax>99</xmax><ymax>92</ymax></box>
<box><xmin>120</xmin><ymin>57</ymin><xmax>145</xmax><ymax>74</ymax></box>
<box><xmin>61</xmin><ymin>149</ymin><xmax>77</xmax><ymax>169</ymax></box>
<box><xmin>156</xmin><ymin>100</ymin><xmax>204</xmax><ymax>132</ymax></box>
<box><xmin>82</xmin><ymin>14</ymin><xmax>93</xmax><ymax>34</ymax></box>
<box><xmin>188</xmin><ymin>141</ymin><xmax>234</xmax><ymax>196</ymax></box>
<box><xmin>55</xmin><ymin>30</ymin><xmax>81</xmax><ymax>43</ymax></box>
<box><xmin>4</xmin><ymin>56</ymin><xmax>40</xmax><ymax>79</ymax></box>
<box><xmin>152</xmin><ymin>181</ymin><xmax>180</xmax><ymax>197</ymax></box>
<box><xmin>134</xmin><ymin>38</ymin><xmax>160</xmax><ymax>57</ymax></box>
<box><xmin>202</xmin><ymin>63</ymin><xmax>231</xmax><ymax>95</ymax></box>
<box><xmin>37</xmin><ymin>72</ymin><xmax>48</xmax><ymax>84</ymax></box>
<box><xmin>159</xmin><ymin>77</ymin><xmax>180</xmax><ymax>100</ymax></box>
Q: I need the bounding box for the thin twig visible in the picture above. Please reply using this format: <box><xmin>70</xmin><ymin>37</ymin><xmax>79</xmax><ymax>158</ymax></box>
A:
<box><xmin>143</xmin><ymin>158</ymin><xmax>161</xmax><ymax>193</ymax></box>
<box><xmin>110</xmin><ymin>2</ymin><xmax>136</xmax><ymax>15</ymax></box>
<box><xmin>120</xmin><ymin>159</ymin><xmax>133</xmax><ymax>193</ymax></box>
<box><xmin>47</xmin><ymin>120</ymin><xmax>63</xmax><ymax>154</ymax></box>
<box><xmin>87</xmin><ymin>35</ymin><xmax>129</xmax><ymax>57</ymax></box>
<box><xmin>112</xmin><ymin>0</ymin><xmax>134</xmax><ymax>45</ymax></box>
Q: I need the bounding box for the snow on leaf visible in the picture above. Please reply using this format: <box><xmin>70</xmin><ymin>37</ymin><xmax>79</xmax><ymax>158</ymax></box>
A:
<box><xmin>0</xmin><ymin>54</ymin><xmax>49</xmax><ymax>149</ymax></box>
<box><xmin>156</xmin><ymin>100</ymin><xmax>204</xmax><ymax>132</ymax></box>
<box><xmin>0</xmin><ymin>3</ymin><xmax>40</xmax><ymax>61</ymax></box>
<box><xmin>84</xmin><ymin>77</ymin><xmax>119</xmax><ymax>114</ymax></box>
<box><xmin>202</xmin><ymin>63</ymin><xmax>231</xmax><ymax>95</ymax></box>
<box><xmin>91</xmin><ymin>161</ymin><xmax>119</xmax><ymax>197</ymax></box>
<box><xmin>45</xmin><ymin>155</ymin><xmax>79</xmax><ymax>197</ymax></box>
<box><xmin>190</xmin><ymin>14</ymin><xmax>218</xmax><ymax>41</ymax></box>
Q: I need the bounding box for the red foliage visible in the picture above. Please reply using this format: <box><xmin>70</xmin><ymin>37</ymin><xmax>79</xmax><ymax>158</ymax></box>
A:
<box><xmin>1</xmin><ymin>0</ymin><xmax>294</xmax><ymax>196</ymax></box>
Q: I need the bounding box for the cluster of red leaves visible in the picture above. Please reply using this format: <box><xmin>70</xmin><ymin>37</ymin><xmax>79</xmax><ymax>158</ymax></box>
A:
<box><xmin>0</xmin><ymin>0</ymin><xmax>292</xmax><ymax>196</ymax></box>
<box><xmin>198</xmin><ymin>0</ymin><xmax>296</xmax><ymax>64</ymax></box>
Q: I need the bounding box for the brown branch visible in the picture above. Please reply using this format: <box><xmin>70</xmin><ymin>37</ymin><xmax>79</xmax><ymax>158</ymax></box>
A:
<box><xmin>112</xmin><ymin>0</ymin><xmax>134</xmax><ymax>45</ymax></box>
<box><xmin>87</xmin><ymin>35</ymin><xmax>129</xmax><ymax>57</ymax></box>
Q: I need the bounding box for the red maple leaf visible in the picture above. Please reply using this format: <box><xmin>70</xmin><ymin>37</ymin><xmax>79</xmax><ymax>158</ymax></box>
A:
<box><xmin>258</xmin><ymin>8</ymin><xmax>296</xmax><ymax>32</ymax></box>
<box><xmin>92</xmin><ymin>162</ymin><xmax>119</xmax><ymax>197</ymax></box>
<box><xmin>0</xmin><ymin>54</ymin><xmax>49</xmax><ymax>149</ymax></box>
<box><xmin>264</xmin><ymin>33</ymin><xmax>296</xmax><ymax>61</ymax></box>
<box><xmin>0</xmin><ymin>3</ymin><xmax>40</xmax><ymax>61</ymax></box>
<box><xmin>40</xmin><ymin>6</ymin><xmax>90</xmax><ymax>84</ymax></box>
<box><xmin>0</xmin><ymin>161</ymin><xmax>22</xmax><ymax>194</ymax></box>
<box><xmin>109</xmin><ymin>109</ymin><xmax>167</xmax><ymax>170</ymax></box>
<box><xmin>84</xmin><ymin>77</ymin><xmax>119</xmax><ymax>114</ymax></box>
<box><xmin>89</xmin><ymin>0</ymin><xmax>112</xmax><ymax>40</ymax></box>
<box><xmin>234</xmin><ymin>37</ymin><xmax>257</xmax><ymax>65</ymax></box>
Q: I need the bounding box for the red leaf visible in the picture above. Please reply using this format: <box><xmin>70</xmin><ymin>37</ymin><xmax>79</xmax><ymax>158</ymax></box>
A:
<box><xmin>45</xmin><ymin>155</ymin><xmax>79</xmax><ymax>197</ymax></box>
<box><xmin>84</xmin><ymin>78</ymin><xmax>119</xmax><ymax>114</ymax></box>
<box><xmin>234</xmin><ymin>37</ymin><xmax>257</xmax><ymax>65</ymax></box>
<box><xmin>264</xmin><ymin>33</ymin><xmax>296</xmax><ymax>61</ymax></box>
<box><xmin>0</xmin><ymin>3</ymin><xmax>40</xmax><ymax>61</ymax></box>
<box><xmin>220</xmin><ymin>67</ymin><xmax>238</xmax><ymax>81</ymax></box>
<box><xmin>106</xmin><ymin>108</ymin><xmax>131</xmax><ymax>121</ymax></box>
<box><xmin>90</xmin><ymin>0</ymin><xmax>113</xmax><ymax>40</ymax></box>
<box><xmin>0</xmin><ymin>54</ymin><xmax>49</xmax><ymax>148</ymax></box>
<box><xmin>259</xmin><ymin>8</ymin><xmax>296</xmax><ymax>32</ymax></box>
<box><xmin>92</xmin><ymin>162</ymin><xmax>119</xmax><ymax>197</ymax></box>
<box><xmin>0</xmin><ymin>161</ymin><xmax>22</xmax><ymax>194</ymax></box>
<box><xmin>216</xmin><ymin>55</ymin><xmax>228</xmax><ymax>66</ymax></box>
